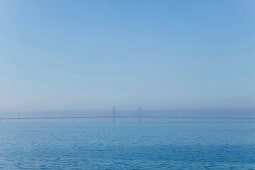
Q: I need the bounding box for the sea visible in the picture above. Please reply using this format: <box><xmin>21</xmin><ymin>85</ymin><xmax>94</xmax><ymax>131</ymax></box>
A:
<box><xmin>0</xmin><ymin>119</ymin><xmax>255</xmax><ymax>169</ymax></box>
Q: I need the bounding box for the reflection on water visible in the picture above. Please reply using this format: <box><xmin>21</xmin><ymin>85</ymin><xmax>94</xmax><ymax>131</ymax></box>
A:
<box><xmin>0</xmin><ymin>122</ymin><xmax>255</xmax><ymax>169</ymax></box>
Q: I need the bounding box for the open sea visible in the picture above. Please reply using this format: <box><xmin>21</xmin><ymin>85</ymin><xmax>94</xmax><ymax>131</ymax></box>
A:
<box><xmin>0</xmin><ymin>120</ymin><xmax>255</xmax><ymax>169</ymax></box>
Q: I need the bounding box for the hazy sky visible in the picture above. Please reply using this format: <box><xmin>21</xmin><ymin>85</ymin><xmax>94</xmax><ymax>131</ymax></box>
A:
<box><xmin>0</xmin><ymin>0</ymin><xmax>254</xmax><ymax>112</ymax></box>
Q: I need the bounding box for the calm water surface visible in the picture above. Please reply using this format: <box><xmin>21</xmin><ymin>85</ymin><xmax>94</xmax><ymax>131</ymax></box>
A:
<box><xmin>0</xmin><ymin>121</ymin><xmax>255</xmax><ymax>169</ymax></box>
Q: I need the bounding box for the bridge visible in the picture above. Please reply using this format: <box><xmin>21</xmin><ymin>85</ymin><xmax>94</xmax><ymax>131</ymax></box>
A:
<box><xmin>0</xmin><ymin>116</ymin><xmax>254</xmax><ymax>122</ymax></box>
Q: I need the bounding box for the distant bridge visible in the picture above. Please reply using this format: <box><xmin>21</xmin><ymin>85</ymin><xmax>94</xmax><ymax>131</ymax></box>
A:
<box><xmin>0</xmin><ymin>116</ymin><xmax>254</xmax><ymax>121</ymax></box>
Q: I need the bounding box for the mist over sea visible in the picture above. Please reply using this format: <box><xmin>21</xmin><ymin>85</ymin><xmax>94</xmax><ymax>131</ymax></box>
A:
<box><xmin>1</xmin><ymin>108</ymin><xmax>254</xmax><ymax>119</ymax></box>
<box><xmin>1</xmin><ymin>0</ymin><xmax>254</xmax><ymax>169</ymax></box>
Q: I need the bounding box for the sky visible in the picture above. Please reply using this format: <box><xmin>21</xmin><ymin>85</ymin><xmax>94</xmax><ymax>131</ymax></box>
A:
<box><xmin>0</xmin><ymin>0</ymin><xmax>254</xmax><ymax>113</ymax></box>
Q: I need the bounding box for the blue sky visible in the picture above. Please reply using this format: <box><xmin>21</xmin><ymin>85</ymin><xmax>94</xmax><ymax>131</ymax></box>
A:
<box><xmin>0</xmin><ymin>0</ymin><xmax>254</xmax><ymax>112</ymax></box>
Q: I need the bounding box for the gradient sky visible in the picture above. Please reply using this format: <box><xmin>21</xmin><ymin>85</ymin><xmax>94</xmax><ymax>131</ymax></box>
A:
<box><xmin>0</xmin><ymin>0</ymin><xmax>254</xmax><ymax>112</ymax></box>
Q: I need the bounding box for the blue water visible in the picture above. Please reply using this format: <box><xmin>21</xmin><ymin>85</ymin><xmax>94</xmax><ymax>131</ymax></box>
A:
<box><xmin>0</xmin><ymin>122</ymin><xmax>255</xmax><ymax>169</ymax></box>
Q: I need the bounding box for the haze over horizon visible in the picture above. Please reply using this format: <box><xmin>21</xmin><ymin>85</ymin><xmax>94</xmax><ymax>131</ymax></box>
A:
<box><xmin>0</xmin><ymin>0</ymin><xmax>254</xmax><ymax>113</ymax></box>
